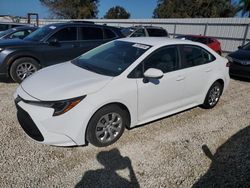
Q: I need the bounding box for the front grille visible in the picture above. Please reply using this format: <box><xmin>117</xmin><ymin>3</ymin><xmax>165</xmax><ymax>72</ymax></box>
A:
<box><xmin>16</xmin><ymin>105</ymin><xmax>44</xmax><ymax>142</ymax></box>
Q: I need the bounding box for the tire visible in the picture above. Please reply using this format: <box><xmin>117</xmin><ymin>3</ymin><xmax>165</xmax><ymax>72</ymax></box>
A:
<box><xmin>202</xmin><ymin>82</ymin><xmax>223</xmax><ymax>109</ymax></box>
<box><xmin>10</xmin><ymin>57</ymin><xmax>39</xmax><ymax>83</ymax></box>
<box><xmin>86</xmin><ymin>105</ymin><xmax>129</xmax><ymax>147</ymax></box>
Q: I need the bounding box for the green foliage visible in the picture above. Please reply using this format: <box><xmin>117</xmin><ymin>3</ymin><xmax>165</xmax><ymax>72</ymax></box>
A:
<box><xmin>40</xmin><ymin>0</ymin><xmax>99</xmax><ymax>19</ymax></box>
<box><xmin>104</xmin><ymin>6</ymin><xmax>130</xmax><ymax>19</ymax></box>
<box><xmin>153</xmin><ymin>0</ymin><xmax>237</xmax><ymax>18</ymax></box>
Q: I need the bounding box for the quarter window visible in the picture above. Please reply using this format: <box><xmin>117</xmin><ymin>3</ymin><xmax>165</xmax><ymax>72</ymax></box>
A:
<box><xmin>180</xmin><ymin>45</ymin><xmax>215</xmax><ymax>68</ymax></box>
<box><xmin>49</xmin><ymin>27</ymin><xmax>77</xmax><ymax>41</ymax></box>
<box><xmin>79</xmin><ymin>27</ymin><xmax>103</xmax><ymax>40</ymax></box>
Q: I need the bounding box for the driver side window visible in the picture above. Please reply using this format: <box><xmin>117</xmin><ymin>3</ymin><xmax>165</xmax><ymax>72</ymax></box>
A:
<box><xmin>128</xmin><ymin>46</ymin><xmax>179</xmax><ymax>78</ymax></box>
<box><xmin>49</xmin><ymin>27</ymin><xmax>77</xmax><ymax>41</ymax></box>
<box><xmin>144</xmin><ymin>46</ymin><xmax>179</xmax><ymax>73</ymax></box>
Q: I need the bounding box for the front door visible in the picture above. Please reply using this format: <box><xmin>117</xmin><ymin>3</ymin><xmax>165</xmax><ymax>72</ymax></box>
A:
<box><xmin>136</xmin><ymin>46</ymin><xmax>188</xmax><ymax>121</ymax></box>
<box><xmin>42</xmin><ymin>26</ymin><xmax>81</xmax><ymax>66</ymax></box>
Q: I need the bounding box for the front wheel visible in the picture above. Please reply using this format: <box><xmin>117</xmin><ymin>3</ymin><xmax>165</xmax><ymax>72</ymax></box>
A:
<box><xmin>10</xmin><ymin>57</ymin><xmax>39</xmax><ymax>83</ymax></box>
<box><xmin>202</xmin><ymin>82</ymin><xmax>223</xmax><ymax>109</ymax></box>
<box><xmin>86</xmin><ymin>105</ymin><xmax>128</xmax><ymax>147</ymax></box>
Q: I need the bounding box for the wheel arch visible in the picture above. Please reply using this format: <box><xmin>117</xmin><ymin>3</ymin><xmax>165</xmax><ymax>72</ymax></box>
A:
<box><xmin>90</xmin><ymin>102</ymin><xmax>131</xmax><ymax>129</ymax></box>
<box><xmin>84</xmin><ymin>102</ymin><xmax>132</xmax><ymax>144</ymax></box>
<box><xmin>215</xmin><ymin>78</ymin><xmax>224</xmax><ymax>92</ymax></box>
<box><xmin>7</xmin><ymin>55</ymin><xmax>41</xmax><ymax>76</ymax></box>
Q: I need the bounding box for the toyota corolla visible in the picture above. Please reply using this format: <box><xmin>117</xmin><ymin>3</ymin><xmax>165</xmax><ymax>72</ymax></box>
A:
<box><xmin>14</xmin><ymin>37</ymin><xmax>230</xmax><ymax>147</ymax></box>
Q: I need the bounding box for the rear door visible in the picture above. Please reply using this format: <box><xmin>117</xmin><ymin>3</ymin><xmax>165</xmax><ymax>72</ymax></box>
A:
<box><xmin>178</xmin><ymin>45</ymin><xmax>216</xmax><ymax>103</ymax></box>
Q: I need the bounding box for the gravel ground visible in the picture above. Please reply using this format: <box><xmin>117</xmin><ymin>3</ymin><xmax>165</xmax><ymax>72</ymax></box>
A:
<box><xmin>0</xmin><ymin>78</ymin><xmax>249</xmax><ymax>188</ymax></box>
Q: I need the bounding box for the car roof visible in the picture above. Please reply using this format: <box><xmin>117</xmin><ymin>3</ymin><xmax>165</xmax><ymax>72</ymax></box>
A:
<box><xmin>132</xmin><ymin>26</ymin><xmax>164</xmax><ymax>30</ymax></box>
<box><xmin>44</xmin><ymin>22</ymin><xmax>118</xmax><ymax>29</ymax></box>
<box><xmin>118</xmin><ymin>37</ymin><xmax>200</xmax><ymax>47</ymax></box>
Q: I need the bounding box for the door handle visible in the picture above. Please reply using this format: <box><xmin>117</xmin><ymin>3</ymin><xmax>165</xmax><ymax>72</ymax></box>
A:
<box><xmin>176</xmin><ymin>75</ymin><xmax>185</xmax><ymax>81</ymax></box>
<box><xmin>205</xmin><ymin>68</ymin><xmax>212</xmax><ymax>72</ymax></box>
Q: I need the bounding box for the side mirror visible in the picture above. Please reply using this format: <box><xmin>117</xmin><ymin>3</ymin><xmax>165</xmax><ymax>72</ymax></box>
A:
<box><xmin>48</xmin><ymin>38</ymin><xmax>59</xmax><ymax>46</ymax></box>
<box><xmin>238</xmin><ymin>45</ymin><xmax>242</xmax><ymax>49</ymax></box>
<box><xmin>144</xmin><ymin>68</ymin><xmax>164</xmax><ymax>79</ymax></box>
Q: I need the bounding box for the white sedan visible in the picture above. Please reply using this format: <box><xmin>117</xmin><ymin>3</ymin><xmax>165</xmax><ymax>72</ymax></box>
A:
<box><xmin>14</xmin><ymin>37</ymin><xmax>230</xmax><ymax>147</ymax></box>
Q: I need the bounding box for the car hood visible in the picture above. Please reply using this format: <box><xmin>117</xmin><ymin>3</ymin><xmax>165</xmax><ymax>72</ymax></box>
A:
<box><xmin>228</xmin><ymin>49</ymin><xmax>250</xmax><ymax>60</ymax></box>
<box><xmin>20</xmin><ymin>62</ymin><xmax>113</xmax><ymax>101</ymax></box>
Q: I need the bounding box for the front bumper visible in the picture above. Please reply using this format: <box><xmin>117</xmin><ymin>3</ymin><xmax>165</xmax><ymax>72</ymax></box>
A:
<box><xmin>14</xmin><ymin>88</ymin><xmax>92</xmax><ymax>146</ymax></box>
<box><xmin>230</xmin><ymin>61</ymin><xmax>250</xmax><ymax>79</ymax></box>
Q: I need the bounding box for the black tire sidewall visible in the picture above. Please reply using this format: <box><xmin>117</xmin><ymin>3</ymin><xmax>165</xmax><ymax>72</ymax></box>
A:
<box><xmin>10</xmin><ymin>57</ymin><xmax>39</xmax><ymax>83</ymax></box>
<box><xmin>86</xmin><ymin>105</ymin><xmax>127</xmax><ymax>147</ymax></box>
<box><xmin>203</xmin><ymin>82</ymin><xmax>223</xmax><ymax>109</ymax></box>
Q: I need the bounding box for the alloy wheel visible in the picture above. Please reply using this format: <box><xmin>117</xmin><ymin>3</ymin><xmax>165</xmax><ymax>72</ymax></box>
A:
<box><xmin>95</xmin><ymin>113</ymin><xmax>123</xmax><ymax>144</ymax></box>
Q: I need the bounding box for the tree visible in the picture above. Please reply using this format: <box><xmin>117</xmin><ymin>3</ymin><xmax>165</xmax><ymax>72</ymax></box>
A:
<box><xmin>40</xmin><ymin>0</ymin><xmax>99</xmax><ymax>19</ymax></box>
<box><xmin>104</xmin><ymin>6</ymin><xmax>130</xmax><ymax>19</ymax></box>
<box><xmin>238</xmin><ymin>0</ymin><xmax>250</xmax><ymax>17</ymax></box>
<box><xmin>153</xmin><ymin>0</ymin><xmax>237</xmax><ymax>18</ymax></box>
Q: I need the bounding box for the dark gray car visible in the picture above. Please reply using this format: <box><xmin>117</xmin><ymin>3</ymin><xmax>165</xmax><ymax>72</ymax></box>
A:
<box><xmin>0</xmin><ymin>22</ymin><xmax>124</xmax><ymax>83</ymax></box>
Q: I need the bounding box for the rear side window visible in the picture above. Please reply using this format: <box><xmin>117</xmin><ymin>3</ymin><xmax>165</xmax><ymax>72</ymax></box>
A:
<box><xmin>147</xmin><ymin>28</ymin><xmax>168</xmax><ymax>37</ymax></box>
<box><xmin>207</xmin><ymin>38</ymin><xmax>214</xmax><ymax>44</ymax></box>
<box><xmin>104</xmin><ymin>28</ymin><xmax>116</xmax><ymax>39</ymax></box>
<box><xmin>195</xmin><ymin>37</ymin><xmax>208</xmax><ymax>44</ymax></box>
<box><xmin>50</xmin><ymin>27</ymin><xmax>77</xmax><ymax>41</ymax></box>
<box><xmin>180</xmin><ymin>45</ymin><xmax>215</xmax><ymax>68</ymax></box>
<box><xmin>79</xmin><ymin>27</ymin><xmax>103</xmax><ymax>40</ymax></box>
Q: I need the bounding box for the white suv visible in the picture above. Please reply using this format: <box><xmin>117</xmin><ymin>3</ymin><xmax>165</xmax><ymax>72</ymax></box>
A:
<box><xmin>14</xmin><ymin>37</ymin><xmax>230</xmax><ymax>147</ymax></box>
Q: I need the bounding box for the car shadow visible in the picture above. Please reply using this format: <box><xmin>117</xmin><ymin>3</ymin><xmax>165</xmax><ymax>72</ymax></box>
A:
<box><xmin>75</xmin><ymin>148</ymin><xmax>140</xmax><ymax>188</ymax></box>
<box><xmin>192</xmin><ymin>125</ymin><xmax>250</xmax><ymax>188</ymax></box>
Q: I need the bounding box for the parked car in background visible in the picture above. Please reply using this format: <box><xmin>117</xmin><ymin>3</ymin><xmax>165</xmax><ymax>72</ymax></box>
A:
<box><xmin>0</xmin><ymin>26</ymin><xmax>37</xmax><ymax>40</ymax></box>
<box><xmin>128</xmin><ymin>26</ymin><xmax>169</xmax><ymax>38</ymax></box>
<box><xmin>0</xmin><ymin>22</ymin><xmax>123</xmax><ymax>83</ymax></box>
<box><xmin>14</xmin><ymin>37</ymin><xmax>229</xmax><ymax>147</ymax></box>
<box><xmin>176</xmin><ymin>35</ymin><xmax>222</xmax><ymax>55</ymax></box>
<box><xmin>227</xmin><ymin>43</ymin><xmax>250</xmax><ymax>79</ymax></box>
<box><xmin>0</xmin><ymin>22</ymin><xmax>33</xmax><ymax>33</ymax></box>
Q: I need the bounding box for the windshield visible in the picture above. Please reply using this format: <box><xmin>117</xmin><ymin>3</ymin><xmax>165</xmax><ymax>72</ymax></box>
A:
<box><xmin>24</xmin><ymin>25</ymin><xmax>56</xmax><ymax>41</ymax></box>
<box><xmin>72</xmin><ymin>41</ymin><xmax>151</xmax><ymax>76</ymax></box>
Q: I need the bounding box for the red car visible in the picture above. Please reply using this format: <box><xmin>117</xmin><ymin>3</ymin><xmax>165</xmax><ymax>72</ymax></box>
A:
<box><xmin>176</xmin><ymin>35</ymin><xmax>222</xmax><ymax>55</ymax></box>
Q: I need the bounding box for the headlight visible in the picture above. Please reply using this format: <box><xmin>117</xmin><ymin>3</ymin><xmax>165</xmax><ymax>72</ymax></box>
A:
<box><xmin>25</xmin><ymin>95</ymin><xmax>86</xmax><ymax>116</ymax></box>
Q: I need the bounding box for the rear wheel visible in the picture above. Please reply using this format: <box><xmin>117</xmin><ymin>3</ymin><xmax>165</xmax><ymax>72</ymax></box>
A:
<box><xmin>202</xmin><ymin>82</ymin><xmax>223</xmax><ymax>109</ymax></box>
<box><xmin>10</xmin><ymin>57</ymin><xmax>39</xmax><ymax>83</ymax></box>
<box><xmin>86</xmin><ymin>105</ymin><xmax>128</xmax><ymax>147</ymax></box>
